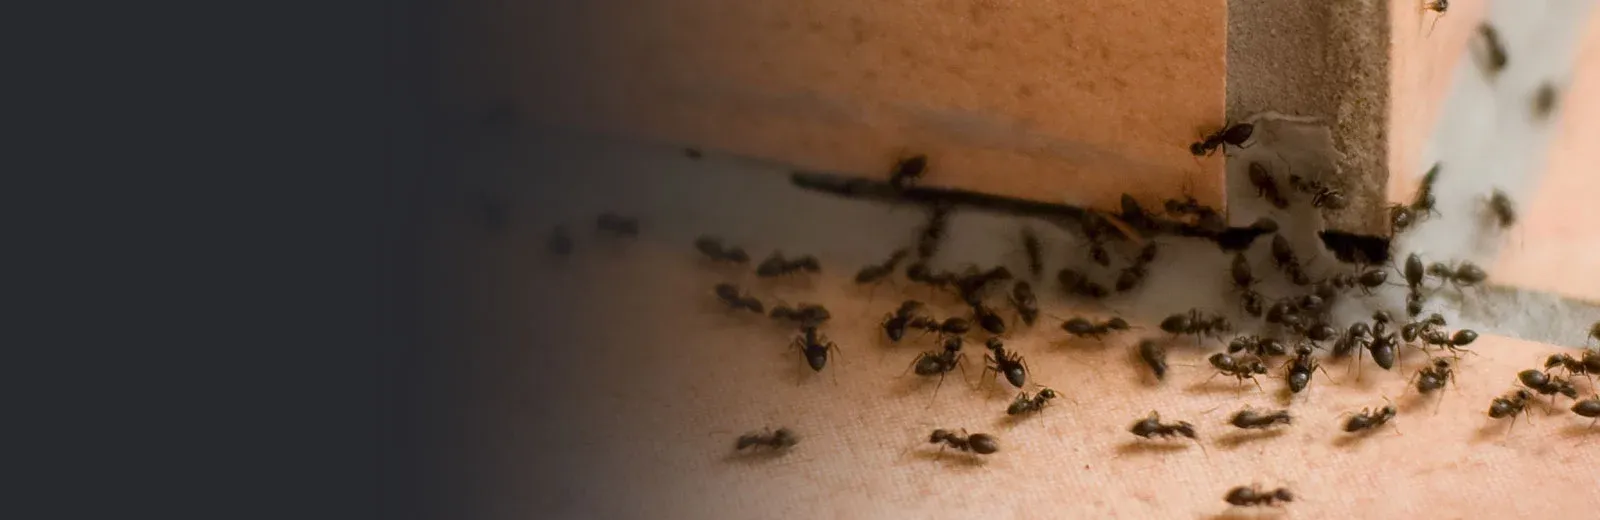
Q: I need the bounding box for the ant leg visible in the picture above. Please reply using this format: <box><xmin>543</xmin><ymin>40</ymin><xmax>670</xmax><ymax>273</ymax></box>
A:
<box><xmin>1250</xmin><ymin>376</ymin><xmax>1265</xmax><ymax>393</ymax></box>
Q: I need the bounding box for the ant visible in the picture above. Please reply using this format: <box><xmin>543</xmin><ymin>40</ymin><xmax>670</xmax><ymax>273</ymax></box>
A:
<box><xmin>928</xmin><ymin>429</ymin><xmax>1000</xmax><ymax>457</ymax></box>
<box><xmin>756</xmin><ymin>251</ymin><xmax>821</xmax><ymax>277</ymax></box>
<box><xmin>1247</xmin><ymin>162</ymin><xmax>1290</xmax><ymax>209</ymax></box>
<box><xmin>1419</xmin><ymin>327</ymin><xmax>1479</xmax><ymax>357</ymax></box>
<box><xmin>1545</xmin><ymin>350</ymin><xmax>1600</xmax><ymax>378</ymax></box>
<box><xmin>1116</xmin><ymin>243</ymin><xmax>1159</xmax><ymax>292</ymax></box>
<box><xmin>905</xmin><ymin>262</ymin><xmax>956</xmax><ymax>291</ymax></box>
<box><xmin>1478</xmin><ymin>23</ymin><xmax>1508</xmax><ymax>75</ymax></box>
<box><xmin>1225</xmin><ymin>485</ymin><xmax>1294</xmax><ymax>507</ymax></box>
<box><xmin>1081</xmin><ymin>218</ymin><xmax>1114</xmax><ymax>267</ymax></box>
<box><xmin>889</xmin><ymin>154</ymin><xmax>927</xmax><ymax>191</ymax></box>
<box><xmin>982</xmin><ymin>337</ymin><xmax>1029</xmax><ymax>388</ymax></box>
<box><xmin>695</xmin><ymin>236</ymin><xmax>750</xmax><ymax>264</ymax></box>
<box><xmin>1009</xmin><ymin>281</ymin><xmax>1039</xmax><ymax>326</ymax></box>
<box><xmin>1400</xmin><ymin>313</ymin><xmax>1447</xmax><ymax>343</ymax></box>
<box><xmin>1121</xmin><ymin>194</ymin><xmax>1159</xmax><ymax>230</ymax></box>
<box><xmin>855</xmin><ymin>248</ymin><xmax>911</xmax><ymax>284</ymax></box>
<box><xmin>1391</xmin><ymin>204</ymin><xmax>1419</xmax><ymax>232</ymax></box>
<box><xmin>1488</xmin><ymin>388</ymin><xmax>1533</xmax><ymax>432</ymax></box>
<box><xmin>1138</xmin><ymin>340</ymin><xmax>1168</xmax><ymax>380</ymax></box>
<box><xmin>1590</xmin><ymin>321</ymin><xmax>1600</xmax><ymax>345</ymax></box>
<box><xmin>1270</xmin><ymin>234</ymin><xmax>1313</xmax><ymax>286</ymax></box>
<box><xmin>1190</xmin><ymin>122</ymin><xmax>1254</xmax><ymax>156</ymax></box>
<box><xmin>1341</xmin><ymin>399</ymin><xmax>1398</xmax><ymax>434</ymax></box>
<box><xmin>1426</xmin><ymin>261</ymin><xmax>1487</xmax><ymax>290</ymax></box>
<box><xmin>1329</xmin><ymin>267</ymin><xmax>1389</xmax><ymax>295</ymax></box>
<box><xmin>1128</xmin><ymin>411</ymin><xmax>1201</xmax><ymax>444</ymax></box>
<box><xmin>1410</xmin><ymin>358</ymin><xmax>1456</xmax><ymax>407</ymax></box>
<box><xmin>1287</xmin><ymin>174</ymin><xmax>1348</xmax><ymax>210</ymax></box>
<box><xmin>735</xmin><ymin>428</ymin><xmax>799</xmax><ymax>451</ymax></box>
<box><xmin>1229</xmin><ymin>407</ymin><xmax>1292</xmax><ymax>430</ymax></box>
<box><xmin>1485</xmin><ymin>189</ymin><xmax>1515</xmax><ymax>229</ymax></box>
<box><xmin>1406</xmin><ymin>289</ymin><xmax>1426</xmax><ymax>318</ymax></box>
<box><xmin>1284</xmin><ymin>343</ymin><xmax>1329</xmax><ymax>393</ymax></box>
<box><xmin>880</xmin><ymin>300</ymin><xmax>925</xmax><ymax>342</ymax></box>
<box><xmin>547</xmin><ymin>226</ymin><xmax>574</xmax><ymax>256</ymax></box>
<box><xmin>1061</xmin><ymin>317</ymin><xmax>1132</xmax><ymax>341</ymax></box>
<box><xmin>1230</xmin><ymin>253</ymin><xmax>1258</xmax><ymax>291</ymax></box>
<box><xmin>1208</xmin><ymin>352</ymin><xmax>1268</xmax><ymax>391</ymax></box>
<box><xmin>955</xmin><ymin>266</ymin><xmax>1013</xmax><ymax>305</ymax></box>
<box><xmin>1239</xmin><ymin>289</ymin><xmax>1266</xmax><ymax>318</ymax></box>
<box><xmin>1228</xmin><ymin>335</ymin><xmax>1287</xmax><ymax>357</ymax></box>
<box><xmin>1572</xmin><ymin>396</ymin><xmax>1600</xmax><ymax>427</ymax></box>
<box><xmin>1058</xmin><ymin>268</ymin><xmax>1109</xmax><ymax>299</ymax></box>
<box><xmin>594</xmin><ymin>212</ymin><xmax>639</xmax><ymax>237</ymax></box>
<box><xmin>770</xmin><ymin>303</ymin><xmax>831</xmax><ymax>328</ymax></box>
<box><xmin>1517</xmin><ymin>369</ymin><xmax>1579</xmax><ymax>404</ymax></box>
<box><xmin>1006</xmin><ymin>388</ymin><xmax>1060</xmax><ymax>417</ymax></box>
<box><xmin>1332</xmin><ymin>322</ymin><xmax>1372</xmax><ymax>358</ymax></box>
<box><xmin>911</xmin><ymin>316</ymin><xmax>972</xmax><ymax>337</ymax></box>
<box><xmin>916</xmin><ymin>205</ymin><xmax>953</xmax><ymax>260</ymax></box>
<box><xmin>907</xmin><ymin>335</ymin><xmax>968</xmax><ymax>397</ymax></box>
<box><xmin>972</xmin><ymin>303</ymin><xmax>1007</xmax><ymax>335</ymax></box>
<box><xmin>791</xmin><ymin>325</ymin><xmax>841</xmax><ymax>372</ymax></box>
<box><xmin>1532</xmin><ymin>82</ymin><xmax>1559</xmax><ymax>121</ymax></box>
<box><xmin>715</xmin><ymin>283</ymin><xmax>765</xmax><ymax>314</ymax></box>
<box><xmin>1423</xmin><ymin>1</ymin><xmax>1448</xmax><ymax>35</ymax></box>
<box><xmin>1368</xmin><ymin>330</ymin><xmax>1398</xmax><ymax>370</ymax></box>
<box><xmin>1162</xmin><ymin>309</ymin><xmax>1232</xmax><ymax>344</ymax></box>
<box><xmin>1402</xmin><ymin>253</ymin><xmax>1426</xmax><ymax>291</ymax></box>
<box><xmin>1020</xmin><ymin>227</ymin><xmax>1043</xmax><ymax>278</ymax></box>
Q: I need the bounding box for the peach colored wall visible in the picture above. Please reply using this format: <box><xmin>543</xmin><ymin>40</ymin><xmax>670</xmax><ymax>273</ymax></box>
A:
<box><xmin>448</xmin><ymin>1</ymin><xmax>1226</xmax><ymax>212</ymax></box>
<box><xmin>1491</xmin><ymin>10</ymin><xmax>1600</xmax><ymax>303</ymax></box>
<box><xmin>1386</xmin><ymin>1</ymin><xmax>1488</xmax><ymax>207</ymax></box>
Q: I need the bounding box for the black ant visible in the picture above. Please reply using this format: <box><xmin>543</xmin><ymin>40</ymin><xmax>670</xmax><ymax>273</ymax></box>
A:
<box><xmin>1230</xmin><ymin>253</ymin><xmax>1258</xmax><ymax>291</ymax></box>
<box><xmin>879</xmin><ymin>300</ymin><xmax>925</xmax><ymax>342</ymax></box>
<box><xmin>1239</xmin><ymin>289</ymin><xmax>1266</xmax><ymax>318</ymax></box>
<box><xmin>911</xmin><ymin>316</ymin><xmax>972</xmax><ymax>337</ymax></box>
<box><xmin>1115</xmin><ymin>243</ymin><xmax>1159</xmax><ymax>292</ymax></box>
<box><xmin>916</xmin><ymin>205</ymin><xmax>953</xmax><ymax>260</ymax></box>
<box><xmin>1138</xmin><ymin>340</ymin><xmax>1168</xmax><ymax>381</ymax></box>
<box><xmin>905</xmin><ymin>262</ymin><xmax>956</xmax><ymax>291</ymax></box>
<box><xmin>1423</xmin><ymin>1</ymin><xmax>1448</xmax><ymax>35</ymax></box>
<box><xmin>1410</xmin><ymin>358</ymin><xmax>1456</xmax><ymax>406</ymax></box>
<box><xmin>1590</xmin><ymin>321</ymin><xmax>1600</xmax><ymax>346</ymax></box>
<box><xmin>1284</xmin><ymin>343</ymin><xmax>1329</xmax><ymax>393</ymax></box>
<box><xmin>1247</xmin><ymin>162</ymin><xmax>1290</xmax><ymax>209</ymax></box>
<box><xmin>1406</xmin><ymin>289</ymin><xmax>1426</xmax><ymax>318</ymax></box>
<box><xmin>1477</xmin><ymin>23</ymin><xmax>1508</xmax><ymax>75</ymax></box>
<box><xmin>1545</xmin><ymin>350</ymin><xmax>1600</xmax><ymax>378</ymax></box>
<box><xmin>756</xmin><ymin>251</ymin><xmax>821</xmax><ymax>277</ymax></box>
<box><xmin>1426</xmin><ymin>261</ymin><xmax>1487</xmax><ymax>290</ymax></box>
<box><xmin>1058</xmin><ymin>268</ymin><xmax>1109</xmax><ymax>299</ymax></box>
<box><xmin>694</xmin><ymin>236</ymin><xmax>750</xmax><ymax>264</ymax></box>
<box><xmin>906</xmin><ymin>335</ymin><xmax>968</xmax><ymax>396</ymax></box>
<box><xmin>1391</xmin><ymin>204</ymin><xmax>1419</xmax><ymax>232</ymax></box>
<box><xmin>1061</xmin><ymin>317</ymin><xmax>1132</xmax><ymax>341</ymax></box>
<box><xmin>1332</xmin><ymin>322</ymin><xmax>1372</xmax><ymax>358</ymax></box>
<box><xmin>1225</xmin><ymin>485</ymin><xmax>1294</xmax><ymax>507</ymax></box>
<box><xmin>1572</xmin><ymin>396</ymin><xmax>1600</xmax><ymax>427</ymax></box>
<box><xmin>1128</xmin><ymin>411</ymin><xmax>1200</xmax><ymax>443</ymax></box>
<box><xmin>855</xmin><ymin>248</ymin><xmax>911</xmax><ymax>284</ymax></box>
<box><xmin>1190</xmin><ymin>123</ymin><xmax>1254</xmax><ymax>156</ymax></box>
<box><xmin>972</xmin><ymin>303</ymin><xmax>1007</xmax><ymax>335</ymax></box>
<box><xmin>1162</xmin><ymin>309</ymin><xmax>1232</xmax><ymax>344</ymax></box>
<box><xmin>1420</xmin><ymin>327</ymin><xmax>1479</xmax><ymax>357</ymax></box>
<box><xmin>1368</xmin><ymin>329</ymin><xmax>1398</xmax><ymax>370</ymax></box>
<box><xmin>889</xmin><ymin>154</ymin><xmax>927</xmax><ymax>191</ymax></box>
<box><xmin>735</xmin><ymin>428</ymin><xmax>799</xmax><ymax>451</ymax></box>
<box><xmin>791</xmin><ymin>325</ymin><xmax>840</xmax><ymax>372</ymax></box>
<box><xmin>928</xmin><ymin>429</ymin><xmax>1000</xmax><ymax>457</ymax></box>
<box><xmin>1208</xmin><ymin>352</ymin><xmax>1268</xmax><ymax>391</ymax></box>
<box><xmin>1009</xmin><ymin>281</ymin><xmax>1039</xmax><ymax>326</ymax></box>
<box><xmin>1400</xmin><ymin>313</ymin><xmax>1447</xmax><ymax>343</ymax></box>
<box><xmin>1287</xmin><ymin>174</ymin><xmax>1348</xmax><ymax>210</ymax></box>
<box><xmin>1341</xmin><ymin>399</ymin><xmax>1398</xmax><ymax>434</ymax></box>
<box><xmin>1329</xmin><ymin>267</ymin><xmax>1389</xmax><ymax>295</ymax></box>
<box><xmin>547</xmin><ymin>226</ymin><xmax>574</xmax><ymax>256</ymax></box>
<box><xmin>1020</xmin><ymin>227</ymin><xmax>1043</xmax><ymax>278</ymax></box>
<box><xmin>1229</xmin><ymin>407</ymin><xmax>1292</xmax><ymax>429</ymax></box>
<box><xmin>1402</xmin><ymin>253</ymin><xmax>1425</xmax><ymax>291</ymax></box>
<box><xmin>1488</xmin><ymin>388</ymin><xmax>1533</xmax><ymax>432</ymax></box>
<box><xmin>1228</xmin><ymin>335</ymin><xmax>1287</xmax><ymax>357</ymax></box>
<box><xmin>715</xmin><ymin>283</ymin><xmax>765</xmax><ymax>314</ymax></box>
<box><xmin>594</xmin><ymin>212</ymin><xmax>639</xmax><ymax>237</ymax></box>
<box><xmin>1485</xmin><ymin>189</ymin><xmax>1515</xmax><ymax>229</ymax></box>
<box><xmin>1532</xmin><ymin>82</ymin><xmax>1560</xmax><ymax>121</ymax></box>
<box><xmin>1517</xmin><ymin>369</ymin><xmax>1579</xmax><ymax>404</ymax></box>
<box><xmin>1006</xmin><ymin>388</ymin><xmax>1060</xmax><ymax>417</ymax></box>
<box><xmin>1270</xmin><ymin>234</ymin><xmax>1312</xmax><ymax>286</ymax></box>
<box><xmin>982</xmin><ymin>337</ymin><xmax>1028</xmax><ymax>388</ymax></box>
<box><xmin>770</xmin><ymin>303</ymin><xmax>831</xmax><ymax>328</ymax></box>
<box><xmin>1121</xmin><ymin>194</ymin><xmax>1159</xmax><ymax>231</ymax></box>
<box><xmin>955</xmin><ymin>266</ymin><xmax>1013</xmax><ymax>305</ymax></box>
